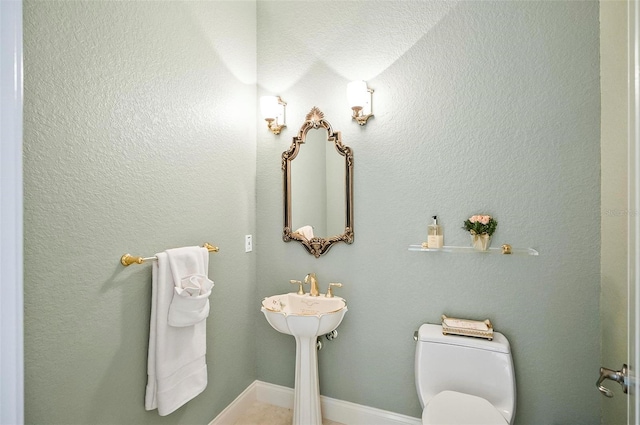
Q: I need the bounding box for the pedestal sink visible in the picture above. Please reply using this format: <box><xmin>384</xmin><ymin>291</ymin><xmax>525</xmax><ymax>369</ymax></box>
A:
<box><xmin>261</xmin><ymin>293</ymin><xmax>348</xmax><ymax>425</ymax></box>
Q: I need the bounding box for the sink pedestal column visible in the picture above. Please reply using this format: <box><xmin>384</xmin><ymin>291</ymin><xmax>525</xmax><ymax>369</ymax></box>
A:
<box><xmin>260</xmin><ymin>294</ymin><xmax>347</xmax><ymax>425</ymax></box>
<box><xmin>293</xmin><ymin>334</ymin><xmax>322</xmax><ymax>425</ymax></box>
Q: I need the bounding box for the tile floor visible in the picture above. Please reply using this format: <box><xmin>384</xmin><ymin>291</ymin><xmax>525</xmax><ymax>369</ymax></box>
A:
<box><xmin>232</xmin><ymin>401</ymin><xmax>345</xmax><ymax>425</ymax></box>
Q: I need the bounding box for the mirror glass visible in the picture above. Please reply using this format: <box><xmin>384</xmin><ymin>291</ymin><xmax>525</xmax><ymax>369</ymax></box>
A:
<box><xmin>291</xmin><ymin>127</ymin><xmax>345</xmax><ymax>237</ymax></box>
<box><xmin>282</xmin><ymin>107</ymin><xmax>353</xmax><ymax>257</ymax></box>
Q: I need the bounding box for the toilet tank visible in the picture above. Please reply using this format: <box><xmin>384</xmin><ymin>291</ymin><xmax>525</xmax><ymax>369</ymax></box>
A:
<box><xmin>415</xmin><ymin>323</ymin><xmax>516</xmax><ymax>423</ymax></box>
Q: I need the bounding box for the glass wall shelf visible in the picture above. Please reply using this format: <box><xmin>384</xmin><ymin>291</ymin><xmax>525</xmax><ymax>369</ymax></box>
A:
<box><xmin>408</xmin><ymin>244</ymin><xmax>539</xmax><ymax>256</ymax></box>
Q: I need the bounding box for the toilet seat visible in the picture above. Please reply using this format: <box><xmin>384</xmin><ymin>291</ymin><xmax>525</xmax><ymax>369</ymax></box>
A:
<box><xmin>422</xmin><ymin>390</ymin><xmax>508</xmax><ymax>425</ymax></box>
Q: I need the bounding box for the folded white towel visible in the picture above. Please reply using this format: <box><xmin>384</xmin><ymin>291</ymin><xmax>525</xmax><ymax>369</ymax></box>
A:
<box><xmin>295</xmin><ymin>225</ymin><xmax>314</xmax><ymax>240</ymax></box>
<box><xmin>145</xmin><ymin>246</ymin><xmax>210</xmax><ymax>416</ymax></box>
<box><xmin>168</xmin><ymin>274</ymin><xmax>214</xmax><ymax>327</ymax></box>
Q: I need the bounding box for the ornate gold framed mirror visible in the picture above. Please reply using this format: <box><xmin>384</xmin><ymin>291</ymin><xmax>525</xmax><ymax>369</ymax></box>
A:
<box><xmin>282</xmin><ymin>107</ymin><xmax>354</xmax><ymax>257</ymax></box>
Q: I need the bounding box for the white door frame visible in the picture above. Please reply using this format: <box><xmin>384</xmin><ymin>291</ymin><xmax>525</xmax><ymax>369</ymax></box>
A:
<box><xmin>0</xmin><ymin>0</ymin><xmax>24</xmax><ymax>423</ymax></box>
<box><xmin>631</xmin><ymin>0</ymin><xmax>640</xmax><ymax>423</ymax></box>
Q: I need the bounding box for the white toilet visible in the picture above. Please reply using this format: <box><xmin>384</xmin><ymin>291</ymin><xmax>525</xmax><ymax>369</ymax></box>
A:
<box><xmin>415</xmin><ymin>323</ymin><xmax>516</xmax><ymax>425</ymax></box>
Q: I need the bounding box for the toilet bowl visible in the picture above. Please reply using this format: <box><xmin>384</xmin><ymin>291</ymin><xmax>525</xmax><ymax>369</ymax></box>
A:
<box><xmin>415</xmin><ymin>324</ymin><xmax>516</xmax><ymax>424</ymax></box>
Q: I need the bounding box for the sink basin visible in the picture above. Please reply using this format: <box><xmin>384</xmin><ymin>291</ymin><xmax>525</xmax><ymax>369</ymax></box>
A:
<box><xmin>261</xmin><ymin>292</ymin><xmax>347</xmax><ymax>425</ymax></box>
<box><xmin>261</xmin><ymin>293</ymin><xmax>347</xmax><ymax>337</ymax></box>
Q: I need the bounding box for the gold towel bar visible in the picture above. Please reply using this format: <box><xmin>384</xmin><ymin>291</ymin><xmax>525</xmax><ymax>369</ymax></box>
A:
<box><xmin>120</xmin><ymin>243</ymin><xmax>219</xmax><ymax>267</ymax></box>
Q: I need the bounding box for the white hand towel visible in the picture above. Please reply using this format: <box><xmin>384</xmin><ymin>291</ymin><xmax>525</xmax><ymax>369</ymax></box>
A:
<box><xmin>145</xmin><ymin>246</ymin><xmax>210</xmax><ymax>416</ymax></box>
<box><xmin>295</xmin><ymin>225</ymin><xmax>314</xmax><ymax>240</ymax></box>
<box><xmin>168</xmin><ymin>274</ymin><xmax>214</xmax><ymax>327</ymax></box>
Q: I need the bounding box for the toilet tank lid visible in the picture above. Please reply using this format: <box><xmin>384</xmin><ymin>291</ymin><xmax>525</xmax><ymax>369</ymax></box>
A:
<box><xmin>417</xmin><ymin>323</ymin><xmax>510</xmax><ymax>354</ymax></box>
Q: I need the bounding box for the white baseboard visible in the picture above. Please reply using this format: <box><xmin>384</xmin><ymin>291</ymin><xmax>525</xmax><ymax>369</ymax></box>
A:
<box><xmin>208</xmin><ymin>381</ymin><xmax>260</xmax><ymax>425</ymax></box>
<box><xmin>319</xmin><ymin>392</ymin><xmax>422</xmax><ymax>425</ymax></box>
<box><xmin>209</xmin><ymin>380</ymin><xmax>421</xmax><ymax>425</ymax></box>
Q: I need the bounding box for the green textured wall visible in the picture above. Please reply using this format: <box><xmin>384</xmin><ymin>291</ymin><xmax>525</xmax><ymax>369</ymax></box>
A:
<box><xmin>256</xmin><ymin>1</ymin><xmax>601</xmax><ymax>424</ymax></box>
<box><xmin>23</xmin><ymin>1</ymin><xmax>257</xmax><ymax>423</ymax></box>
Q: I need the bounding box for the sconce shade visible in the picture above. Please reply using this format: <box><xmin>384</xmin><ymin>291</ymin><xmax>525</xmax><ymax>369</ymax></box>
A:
<box><xmin>260</xmin><ymin>95</ymin><xmax>280</xmax><ymax>120</ymax></box>
<box><xmin>347</xmin><ymin>80</ymin><xmax>368</xmax><ymax>108</ymax></box>
<box><xmin>259</xmin><ymin>95</ymin><xmax>287</xmax><ymax>135</ymax></box>
<box><xmin>347</xmin><ymin>80</ymin><xmax>373</xmax><ymax>125</ymax></box>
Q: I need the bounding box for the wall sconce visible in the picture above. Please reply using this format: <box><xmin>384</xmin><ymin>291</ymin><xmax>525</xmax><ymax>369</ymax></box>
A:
<box><xmin>260</xmin><ymin>95</ymin><xmax>287</xmax><ymax>135</ymax></box>
<box><xmin>347</xmin><ymin>80</ymin><xmax>374</xmax><ymax>126</ymax></box>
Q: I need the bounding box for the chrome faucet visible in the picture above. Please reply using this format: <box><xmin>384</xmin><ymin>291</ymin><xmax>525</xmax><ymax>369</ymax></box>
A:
<box><xmin>304</xmin><ymin>273</ymin><xmax>320</xmax><ymax>296</ymax></box>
